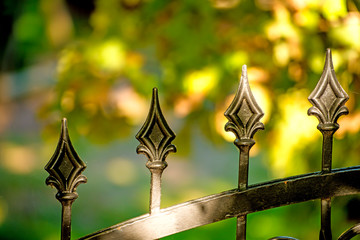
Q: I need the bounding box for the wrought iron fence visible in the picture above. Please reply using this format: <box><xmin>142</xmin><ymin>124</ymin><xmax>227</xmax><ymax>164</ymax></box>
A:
<box><xmin>44</xmin><ymin>49</ymin><xmax>360</xmax><ymax>240</ymax></box>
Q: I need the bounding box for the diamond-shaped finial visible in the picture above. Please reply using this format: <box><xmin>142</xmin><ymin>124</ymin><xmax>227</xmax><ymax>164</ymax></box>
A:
<box><xmin>308</xmin><ymin>49</ymin><xmax>349</xmax><ymax>127</ymax></box>
<box><xmin>45</xmin><ymin>118</ymin><xmax>87</xmax><ymax>200</ymax></box>
<box><xmin>224</xmin><ymin>65</ymin><xmax>264</xmax><ymax>141</ymax></box>
<box><xmin>136</xmin><ymin>88</ymin><xmax>176</xmax><ymax>169</ymax></box>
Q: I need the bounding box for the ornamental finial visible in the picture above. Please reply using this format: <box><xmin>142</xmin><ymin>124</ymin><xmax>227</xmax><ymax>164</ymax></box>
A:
<box><xmin>45</xmin><ymin>118</ymin><xmax>87</xmax><ymax>201</ymax></box>
<box><xmin>136</xmin><ymin>88</ymin><xmax>176</xmax><ymax>170</ymax></box>
<box><xmin>308</xmin><ymin>49</ymin><xmax>349</xmax><ymax>128</ymax></box>
<box><xmin>224</xmin><ymin>65</ymin><xmax>264</xmax><ymax>142</ymax></box>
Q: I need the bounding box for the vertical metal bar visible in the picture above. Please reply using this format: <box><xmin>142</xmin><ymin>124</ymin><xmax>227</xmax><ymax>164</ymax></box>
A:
<box><xmin>225</xmin><ymin>65</ymin><xmax>264</xmax><ymax>240</ymax></box>
<box><xmin>236</xmin><ymin>140</ymin><xmax>254</xmax><ymax>240</ymax></box>
<box><xmin>149</xmin><ymin>167</ymin><xmax>165</xmax><ymax>214</ymax></box>
<box><xmin>236</xmin><ymin>215</ymin><xmax>247</xmax><ymax>240</ymax></box>
<box><xmin>320</xmin><ymin>197</ymin><xmax>332</xmax><ymax>240</ymax></box>
<box><xmin>318</xmin><ymin>127</ymin><xmax>336</xmax><ymax>240</ymax></box>
<box><xmin>320</xmin><ymin>129</ymin><xmax>335</xmax><ymax>173</ymax></box>
<box><xmin>61</xmin><ymin>200</ymin><xmax>73</xmax><ymax>240</ymax></box>
<box><xmin>308</xmin><ymin>49</ymin><xmax>349</xmax><ymax>240</ymax></box>
<box><xmin>237</xmin><ymin>141</ymin><xmax>254</xmax><ymax>190</ymax></box>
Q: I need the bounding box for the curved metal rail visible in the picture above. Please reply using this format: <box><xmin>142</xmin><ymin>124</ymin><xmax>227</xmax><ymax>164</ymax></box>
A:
<box><xmin>79</xmin><ymin>166</ymin><xmax>360</xmax><ymax>240</ymax></box>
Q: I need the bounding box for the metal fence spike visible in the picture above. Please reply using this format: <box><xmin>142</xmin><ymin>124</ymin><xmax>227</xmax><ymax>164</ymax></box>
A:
<box><xmin>136</xmin><ymin>88</ymin><xmax>176</xmax><ymax>215</ymax></box>
<box><xmin>308</xmin><ymin>49</ymin><xmax>350</xmax><ymax>240</ymax></box>
<box><xmin>224</xmin><ymin>65</ymin><xmax>264</xmax><ymax>142</ymax></box>
<box><xmin>308</xmin><ymin>48</ymin><xmax>349</xmax><ymax>128</ymax></box>
<box><xmin>224</xmin><ymin>65</ymin><xmax>264</xmax><ymax>240</ymax></box>
<box><xmin>136</xmin><ymin>88</ymin><xmax>176</xmax><ymax>164</ymax></box>
<box><xmin>45</xmin><ymin>118</ymin><xmax>87</xmax><ymax>240</ymax></box>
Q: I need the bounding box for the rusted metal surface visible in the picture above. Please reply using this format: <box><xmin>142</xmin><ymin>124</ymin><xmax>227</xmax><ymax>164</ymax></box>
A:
<box><xmin>45</xmin><ymin>118</ymin><xmax>87</xmax><ymax>240</ymax></box>
<box><xmin>45</xmin><ymin>49</ymin><xmax>360</xmax><ymax>239</ymax></box>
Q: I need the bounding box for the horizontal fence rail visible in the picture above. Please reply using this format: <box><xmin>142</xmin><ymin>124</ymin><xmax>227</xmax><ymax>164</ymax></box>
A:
<box><xmin>78</xmin><ymin>167</ymin><xmax>360</xmax><ymax>240</ymax></box>
<box><xmin>45</xmin><ymin>49</ymin><xmax>360</xmax><ymax>240</ymax></box>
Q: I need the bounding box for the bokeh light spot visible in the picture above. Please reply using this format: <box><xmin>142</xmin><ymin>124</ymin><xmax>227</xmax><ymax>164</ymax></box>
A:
<box><xmin>88</xmin><ymin>39</ymin><xmax>126</xmax><ymax>72</ymax></box>
<box><xmin>183</xmin><ymin>67</ymin><xmax>219</xmax><ymax>95</ymax></box>
<box><xmin>109</xmin><ymin>85</ymin><xmax>147</xmax><ymax>124</ymax></box>
<box><xmin>322</xmin><ymin>0</ymin><xmax>347</xmax><ymax>21</ymax></box>
<box><xmin>270</xmin><ymin>90</ymin><xmax>319</xmax><ymax>177</ymax></box>
<box><xmin>106</xmin><ymin>158</ymin><xmax>138</xmax><ymax>186</ymax></box>
<box><xmin>1</xmin><ymin>144</ymin><xmax>37</xmax><ymax>175</ymax></box>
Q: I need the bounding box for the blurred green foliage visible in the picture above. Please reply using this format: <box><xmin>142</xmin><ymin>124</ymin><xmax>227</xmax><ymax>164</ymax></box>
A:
<box><xmin>1</xmin><ymin>0</ymin><xmax>360</xmax><ymax>239</ymax></box>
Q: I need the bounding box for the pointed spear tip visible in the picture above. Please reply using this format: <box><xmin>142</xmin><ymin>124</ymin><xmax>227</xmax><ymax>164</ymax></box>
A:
<box><xmin>326</xmin><ymin>48</ymin><xmax>332</xmax><ymax>60</ymax></box>
<box><xmin>61</xmin><ymin>118</ymin><xmax>68</xmax><ymax>130</ymax></box>
<box><xmin>61</xmin><ymin>118</ymin><xmax>69</xmax><ymax>139</ymax></box>
<box><xmin>152</xmin><ymin>87</ymin><xmax>159</xmax><ymax>104</ymax></box>
<box><xmin>241</xmin><ymin>64</ymin><xmax>248</xmax><ymax>84</ymax></box>
<box><xmin>152</xmin><ymin>87</ymin><xmax>160</xmax><ymax>100</ymax></box>
<box><xmin>242</xmin><ymin>64</ymin><xmax>247</xmax><ymax>75</ymax></box>
<box><xmin>325</xmin><ymin>48</ymin><xmax>334</xmax><ymax>70</ymax></box>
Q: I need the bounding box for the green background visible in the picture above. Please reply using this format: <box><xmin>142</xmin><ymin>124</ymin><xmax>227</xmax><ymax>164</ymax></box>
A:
<box><xmin>1</xmin><ymin>0</ymin><xmax>360</xmax><ymax>239</ymax></box>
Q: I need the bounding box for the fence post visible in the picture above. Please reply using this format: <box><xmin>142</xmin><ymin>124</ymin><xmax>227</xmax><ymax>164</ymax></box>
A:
<box><xmin>225</xmin><ymin>65</ymin><xmax>264</xmax><ymax>240</ymax></box>
<box><xmin>308</xmin><ymin>49</ymin><xmax>349</xmax><ymax>240</ymax></box>
<box><xmin>45</xmin><ymin>118</ymin><xmax>87</xmax><ymax>240</ymax></box>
